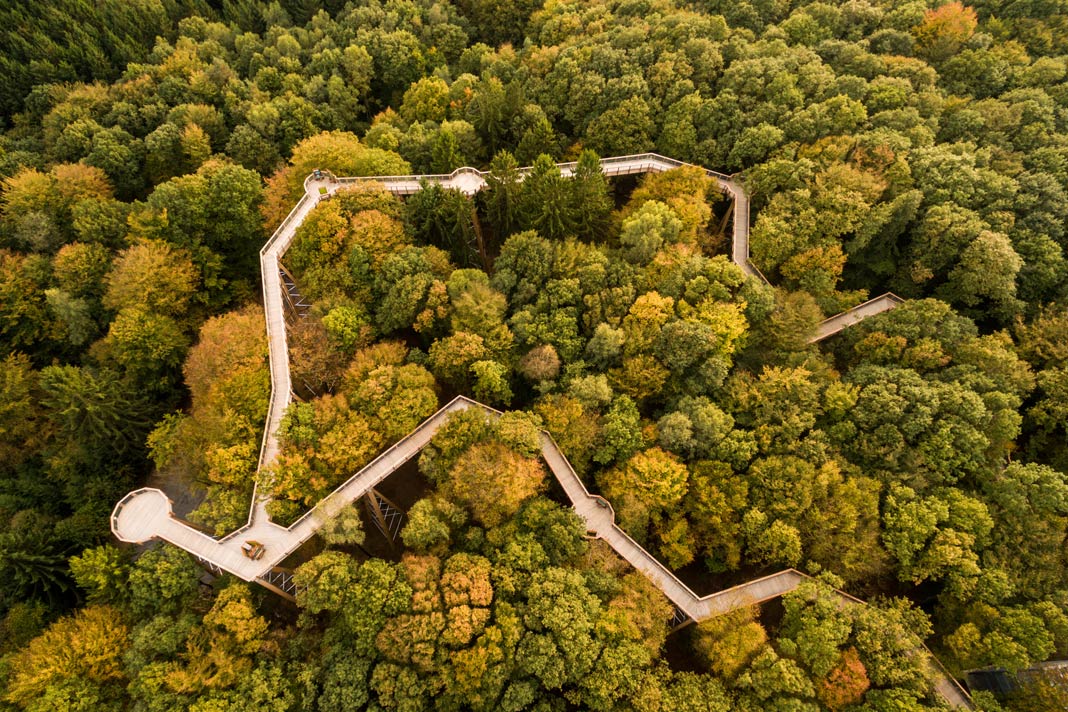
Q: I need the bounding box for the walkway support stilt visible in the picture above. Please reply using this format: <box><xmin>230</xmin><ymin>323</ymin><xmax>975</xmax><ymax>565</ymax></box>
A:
<box><xmin>364</xmin><ymin>487</ymin><xmax>405</xmax><ymax>545</ymax></box>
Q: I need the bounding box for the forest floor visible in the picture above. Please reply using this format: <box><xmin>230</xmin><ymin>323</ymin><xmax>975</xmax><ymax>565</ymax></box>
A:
<box><xmin>144</xmin><ymin>466</ymin><xmax>206</xmax><ymax>521</ymax></box>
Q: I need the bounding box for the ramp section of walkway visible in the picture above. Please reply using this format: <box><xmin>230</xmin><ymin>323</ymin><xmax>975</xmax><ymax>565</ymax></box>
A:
<box><xmin>809</xmin><ymin>293</ymin><xmax>905</xmax><ymax>343</ymax></box>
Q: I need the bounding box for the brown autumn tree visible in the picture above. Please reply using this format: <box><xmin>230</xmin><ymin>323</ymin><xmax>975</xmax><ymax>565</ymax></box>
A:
<box><xmin>518</xmin><ymin>343</ymin><xmax>561</xmax><ymax>382</ymax></box>
<box><xmin>444</xmin><ymin>442</ymin><xmax>547</xmax><ymax>527</ymax></box>
<box><xmin>913</xmin><ymin>2</ymin><xmax>978</xmax><ymax>63</ymax></box>
<box><xmin>288</xmin><ymin>315</ymin><xmax>348</xmax><ymax>397</ymax></box>
<box><xmin>816</xmin><ymin>647</ymin><xmax>871</xmax><ymax>710</ymax></box>
<box><xmin>181</xmin><ymin>305</ymin><xmax>267</xmax><ymax>404</ymax></box>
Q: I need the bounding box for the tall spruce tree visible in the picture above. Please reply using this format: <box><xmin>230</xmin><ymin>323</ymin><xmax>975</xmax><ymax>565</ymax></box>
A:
<box><xmin>519</xmin><ymin>154</ymin><xmax>574</xmax><ymax>240</ymax></box>
<box><xmin>571</xmin><ymin>149</ymin><xmax>613</xmax><ymax>241</ymax></box>
<box><xmin>484</xmin><ymin>150</ymin><xmax>523</xmax><ymax>239</ymax></box>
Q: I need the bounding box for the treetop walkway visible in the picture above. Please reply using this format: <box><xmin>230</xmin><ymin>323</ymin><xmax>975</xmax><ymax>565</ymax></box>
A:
<box><xmin>311</xmin><ymin>152</ymin><xmax>758</xmax><ymax>278</ymax></box>
<box><xmin>111</xmin><ymin>154</ymin><xmax>965</xmax><ymax>707</ymax></box>
<box><xmin>810</xmin><ymin>292</ymin><xmax>906</xmax><ymax>343</ymax></box>
<box><xmin>112</xmin><ymin>395</ymin><xmax>970</xmax><ymax>708</ymax></box>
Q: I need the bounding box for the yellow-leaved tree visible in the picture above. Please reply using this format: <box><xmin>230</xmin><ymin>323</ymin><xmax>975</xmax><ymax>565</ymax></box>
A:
<box><xmin>4</xmin><ymin>605</ymin><xmax>129</xmax><ymax>708</ymax></box>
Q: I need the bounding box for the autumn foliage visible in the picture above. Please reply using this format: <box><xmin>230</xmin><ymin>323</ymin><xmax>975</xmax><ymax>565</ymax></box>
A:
<box><xmin>817</xmin><ymin>647</ymin><xmax>871</xmax><ymax>710</ymax></box>
<box><xmin>914</xmin><ymin>2</ymin><xmax>979</xmax><ymax>62</ymax></box>
<box><xmin>445</xmin><ymin>442</ymin><xmax>547</xmax><ymax>527</ymax></box>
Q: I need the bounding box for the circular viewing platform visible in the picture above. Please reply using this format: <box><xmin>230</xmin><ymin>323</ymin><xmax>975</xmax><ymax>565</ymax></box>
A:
<box><xmin>111</xmin><ymin>488</ymin><xmax>172</xmax><ymax>543</ymax></box>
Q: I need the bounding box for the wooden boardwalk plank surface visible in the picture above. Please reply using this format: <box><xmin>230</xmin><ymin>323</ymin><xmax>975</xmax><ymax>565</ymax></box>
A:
<box><xmin>809</xmin><ymin>293</ymin><xmax>906</xmax><ymax>343</ymax></box>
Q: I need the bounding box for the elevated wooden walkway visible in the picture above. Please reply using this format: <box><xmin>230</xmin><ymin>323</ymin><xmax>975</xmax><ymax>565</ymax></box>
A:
<box><xmin>809</xmin><ymin>292</ymin><xmax>905</xmax><ymax>343</ymax></box>
<box><xmin>113</xmin><ymin>398</ymin><xmax>469</xmax><ymax>580</ymax></box>
<box><xmin>112</xmin><ymin>396</ymin><xmax>970</xmax><ymax>708</ymax></box>
<box><xmin>111</xmin><ymin>155</ymin><xmax>962</xmax><ymax>706</ymax></box>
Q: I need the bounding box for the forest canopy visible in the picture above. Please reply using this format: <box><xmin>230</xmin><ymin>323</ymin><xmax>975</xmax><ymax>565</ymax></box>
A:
<box><xmin>2</xmin><ymin>0</ymin><xmax>1068</xmax><ymax>710</ymax></box>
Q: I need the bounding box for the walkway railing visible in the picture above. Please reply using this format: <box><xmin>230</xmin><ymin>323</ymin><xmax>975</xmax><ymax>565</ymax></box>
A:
<box><xmin>110</xmin><ymin>488</ymin><xmax>151</xmax><ymax>535</ymax></box>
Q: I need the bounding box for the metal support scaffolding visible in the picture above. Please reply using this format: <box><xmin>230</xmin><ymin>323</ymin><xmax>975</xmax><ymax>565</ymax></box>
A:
<box><xmin>470</xmin><ymin>204</ymin><xmax>488</xmax><ymax>269</ymax></box>
<box><xmin>278</xmin><ymin>263</ymin><xmax>311</xmax><ymax>320</ymax></box>
<box><xmin>257</xmin><ymin>567</ymin><xmax>299</xmax><ymax>601</ymax></box>
<box><xmin>364</xmin><ymin>487</ymin><xmax>406</xmax><ymax>544</ymax></box>
<box><xmin>716</xmin><ymin>194</ymin><xmax>734</xmax><ymax>239</ymax></box>
<box><xmin>195</xmin><ymin>555</ymin><xmax>224</xmax><ymax>577</ymax></box>
<box><xmin>669</xmin><ymin>606</ymin><xmax>692</xmax><ymax>632</ymax></box>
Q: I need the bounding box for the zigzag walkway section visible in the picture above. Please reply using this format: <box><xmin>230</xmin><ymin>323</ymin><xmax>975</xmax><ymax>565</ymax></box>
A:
<box><xmin>112</xmin><ymin>152</ymin><xmax>776</xmax><ymax>576</ymax></box>
<box><xmin>114</xmin><ymin>395</ymin><xmax>970</xmax><ymax>708</ymax></box>
<box><xmin>112</xmin><ymin>154</ymin><xmax>965</xmax><ymax>706</ymax></box>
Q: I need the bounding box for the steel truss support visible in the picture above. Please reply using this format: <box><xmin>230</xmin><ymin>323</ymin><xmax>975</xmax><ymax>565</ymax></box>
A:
<box><xmin>364</xmin><ymin>487</ymin><xmax>406</xmax><ymax>545</ymax></box>
<box><xmin>257</xmin><ymin>567</ymin><xmax>299</xmax><ymax>601</ymax></box>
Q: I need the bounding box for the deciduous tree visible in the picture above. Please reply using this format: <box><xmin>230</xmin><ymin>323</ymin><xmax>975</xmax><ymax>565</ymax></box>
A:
<box><xmin>445</xmin><ymin>442</ymin><xmax>547</xmax><ymax>527</ymax></box>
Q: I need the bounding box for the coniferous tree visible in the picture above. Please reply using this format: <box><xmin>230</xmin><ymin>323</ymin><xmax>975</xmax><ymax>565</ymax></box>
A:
<box><xmin>483</xmin><ymin>150</ymin><xmax>523</xmax><ymax>240</ymax></box>
<box><xmin>570</xmin><ymin>149</ymin><xmax>613</xmax><ymax>242</ymax></box>
<box><xmin>519</xmin><ymin>154</ymin><xmax>574</xmax><ymax>240</ymax></box>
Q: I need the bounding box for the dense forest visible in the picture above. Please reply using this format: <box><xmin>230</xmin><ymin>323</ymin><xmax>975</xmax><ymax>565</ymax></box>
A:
<box><xmin>2</xmin><ymin>0</ymin><xmax>1068</xmax><ymax>709</ymax></box>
